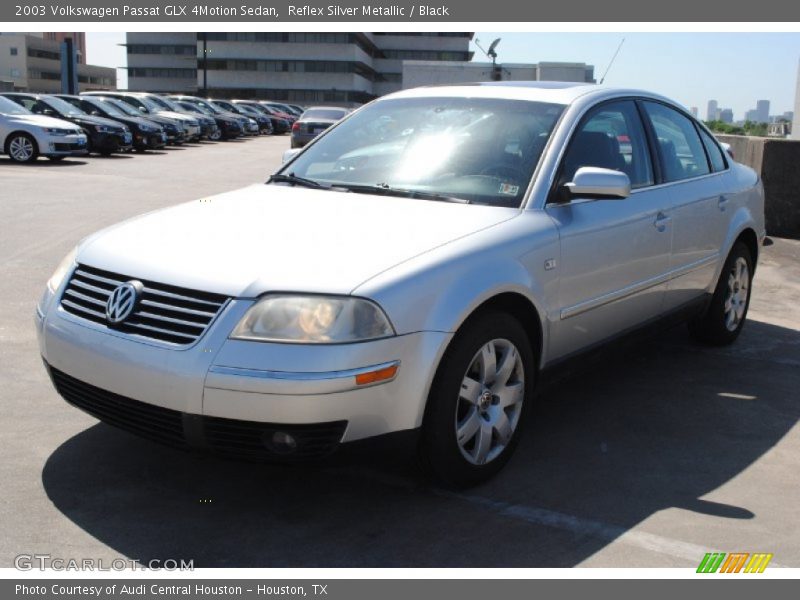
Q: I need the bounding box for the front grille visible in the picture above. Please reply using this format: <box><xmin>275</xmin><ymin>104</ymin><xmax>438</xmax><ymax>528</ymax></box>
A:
<box><xmin>60</xmin><ymin>264</ymin><xmax>229</xmax><ymax>345</ymax></box>
<box><xmin>48</xmin><ymin>366</ymin><xmax>348</xmax><ymax>460</ymax></box>
<box><xmin>50</xmin><ymin>366</ymin><xmax>187</xmax><ymax>448</ymax></box>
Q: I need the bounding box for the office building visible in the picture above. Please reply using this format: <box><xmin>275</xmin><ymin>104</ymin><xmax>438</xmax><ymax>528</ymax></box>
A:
<box><xmin>0</xmin><ymin>33</ymin><xmax>115</xmax><ymax>93</ymax></box>
<box><xmin>125</xmin><ymin>32</ymin><xmax>594</xmax><ymax>106</ymax></box>
<box><xmin>755</xmin><ymin>99</ymin><xmax>770</xmax><ymax>124</ymax></box>
<box><xmin>43</xmin><ymin>32</ymin><xmax>86</xmax><ymax>63</ymax></box>
<box><xmin>707</xmin><ymin>99</ymin><xmax>718</xmax><ymax>121</ymax></box>
<box><xmin>719</xmin><ymin>108</ymin><xmax>734</xmax><ymax>124</ymax></box>
<box><xmin>690</xmin><ymin>106</ymin><xmax>698</xmax><ymax>118</ymax></box>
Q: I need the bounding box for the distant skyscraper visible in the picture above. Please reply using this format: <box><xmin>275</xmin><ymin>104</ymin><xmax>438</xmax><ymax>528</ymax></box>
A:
<box><xmin>690</xmin><ymin>106</ymin><xmax>698</xmax><ymax>118</ymax></box>
<box><xmin>745</xmin><ymin>109</ymin><xmax>758</xmax><ymax>123</ymax></box>
<box><xmin>707</xmin><ymin>99</ymin><xmax>718</xmax><ymax>121</ymax></box>
<box><xmin>755</xmin><ymin>99</ymin><xmax>770</xmax><ymax>123</ymax></box>
<box><xmin>719</xmin><ymin>108</ymin><xmax>734</xmax><ymax>124</ymax></box>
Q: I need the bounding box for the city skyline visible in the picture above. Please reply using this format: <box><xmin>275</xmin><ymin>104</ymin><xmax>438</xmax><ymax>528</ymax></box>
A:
<box><xmin>84</xmin><ymin>31</ymin><xmax>799</xmax><ymax>116</ymax></box>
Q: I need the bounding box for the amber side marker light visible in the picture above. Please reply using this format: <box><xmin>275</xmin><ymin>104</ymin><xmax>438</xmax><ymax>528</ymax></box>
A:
<box><xmin>355</xmin><ymin>363</ymin><xmax>399</xmax><ymax>386</ymax></box>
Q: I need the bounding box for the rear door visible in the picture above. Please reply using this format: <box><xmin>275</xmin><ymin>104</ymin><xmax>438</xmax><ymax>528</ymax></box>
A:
<box><xmin>640</xmin><ymin>101</ymin><xmax>729</xmax><ymax>309</ymax></box>
<box><xmin>546</xmin><ymin>99</ymin><xmax>673</xmax><ymax>361</ymax></box>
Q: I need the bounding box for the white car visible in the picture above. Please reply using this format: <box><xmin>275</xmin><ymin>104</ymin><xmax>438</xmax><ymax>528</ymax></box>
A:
<box><xmin>37</xmin><ymin>83</ymin><xmax>764</xmax><ymax>486</ymax></box>
<box><xmin>1</xmin><ymin>95</ymin><xmax>87</xmax><ymax>163</ymax></box>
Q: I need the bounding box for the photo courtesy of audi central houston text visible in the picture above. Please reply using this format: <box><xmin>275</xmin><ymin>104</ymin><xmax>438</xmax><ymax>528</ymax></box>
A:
<box><xmin>3</xmin><ymin>27</ymin><xmax>800</xmax><ymax>571</ymax></box>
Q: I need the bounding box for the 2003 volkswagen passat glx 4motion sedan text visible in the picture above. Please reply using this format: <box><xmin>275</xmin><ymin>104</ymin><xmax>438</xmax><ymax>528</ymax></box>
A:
<box><xmin>37</xmin><ymin>83</ymin><xmax>765</xmax><ymax>486</ymax></box>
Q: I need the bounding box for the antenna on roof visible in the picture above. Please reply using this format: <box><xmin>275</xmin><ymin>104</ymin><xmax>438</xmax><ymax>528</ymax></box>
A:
<box><xmin>599</xmin><ymin>37</ymin><xmax>625</xmax><ymax>85</ymax></box>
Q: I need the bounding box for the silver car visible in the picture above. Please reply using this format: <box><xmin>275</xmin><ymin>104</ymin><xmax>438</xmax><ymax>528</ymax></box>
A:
<box><xmin>37</xmin><ymin>83</ymin><xmax>765</xmax><ymax>486</ymax></box>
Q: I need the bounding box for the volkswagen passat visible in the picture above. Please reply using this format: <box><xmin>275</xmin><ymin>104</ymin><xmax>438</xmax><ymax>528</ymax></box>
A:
<box><xmin>1</xmin><ymin>95</ymin><xmax>87</xmax><ymax>162</ymax></box>
<box><xmin>37</xmin><ymin>83</ymin><xmax>765</xmax><ymax>486</ymax></box>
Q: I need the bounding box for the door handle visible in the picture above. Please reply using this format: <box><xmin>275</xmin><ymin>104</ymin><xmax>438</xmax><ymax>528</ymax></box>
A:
<box><xmin>718</xmin><ymin>195</ymin><xmax>729</xmax><ymax>211</ymax></box>
<box><xmin>654</xmin><ymin>211</ymin><xmax>671</xmax><ymax>232</ymax></box>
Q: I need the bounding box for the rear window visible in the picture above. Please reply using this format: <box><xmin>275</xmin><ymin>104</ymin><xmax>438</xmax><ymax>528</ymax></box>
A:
<box><xmin>303</xmin><ymin>109</ymin><xmax>347</xmax><ymax>120</ymax></box>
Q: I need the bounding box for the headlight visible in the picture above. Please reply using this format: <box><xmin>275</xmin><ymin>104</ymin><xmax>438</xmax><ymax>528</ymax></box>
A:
<box><xmin>139</xmin><ymin>124</ymin><xmax>155</xmax><ymax>132</ymax></box>
<box><xmin>43</xmin><ymin>128</ymin><xmax>71</xmax><ymax>136</ymax></box>
<box><xmin>231</xmin><ymin>295</ymin><xmax>395</xmax><ymax>344</ymax></box>
<box><xmin>47</xmin><ymin>247</ymin><xmax>77</xmax><ymax>293</ymax></box>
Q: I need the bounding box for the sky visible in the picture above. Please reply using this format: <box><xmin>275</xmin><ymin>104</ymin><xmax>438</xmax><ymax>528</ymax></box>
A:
<box><xmin>86</xmin><ymin>32</ymin><xmax>800</xmax><ymax>120</ymax></box>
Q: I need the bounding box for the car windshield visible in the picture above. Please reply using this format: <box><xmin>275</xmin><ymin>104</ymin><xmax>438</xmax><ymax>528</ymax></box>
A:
<box><xmin>105</xmin><ymin>98</ymin><xmax>141</xmax><ymax>117</ymax></box>
<box><xmin>179</xmin><ymin>102</ymin><xmax>210</xmax><ymax>116</ymax></box>
<box><xmin>157</xmin><ymin>97</ymin><xmax>182</xmax><ymax>112</ymax></box>
<box><xmin>92</xmin><ymin>99</ymin><xmax>126</xmax><ymax>118</ymax></box>
<box><xmin>303</xmin><ymin>108</ymin><xmax>347</xmax><ymax>120</ymax></box>
<box><xmin>136</xmin><ymin>96</ymin><xmax>163</xmax><ymax>112</ymax></box>
<box><xmin>280</xmin><ymin>97</ymin><xmax>565</xmax><ymax>207</ymax></box>
<box><xmin>0</xmin><ymin>96</ymin><xmax>31</xmax><ymax>115</ymax></box>
<box><xmin>44</xmin><ymin>95</ymin><xmax>86</xmax><ymax>116</ymax></box>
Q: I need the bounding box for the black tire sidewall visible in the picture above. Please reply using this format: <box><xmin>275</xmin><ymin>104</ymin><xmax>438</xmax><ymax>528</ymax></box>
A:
<box><xmin>420</xmin><ymin>311</ymin><xmax>535</xmax><ymax>487</ymax></box>
<box><xmin>692</xmin><ymin>241</ymin><xmax>754</xmax><ymax>344</ymax></box>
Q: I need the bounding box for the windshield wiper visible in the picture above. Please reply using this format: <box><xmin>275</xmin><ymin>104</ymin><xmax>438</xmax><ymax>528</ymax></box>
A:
<box><xmin>336</xmin><ymin>183</ymin><xmax>470</xmax><ymax>204</ymax></box>
<box><xmin>267</xmin><ymin>173</ymin><xmax>331</xmax><ymax>190</ymax></box>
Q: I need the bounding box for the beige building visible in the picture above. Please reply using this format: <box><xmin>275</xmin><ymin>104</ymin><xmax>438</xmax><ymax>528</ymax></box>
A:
<box><xmin>401</xmin><ymin>60</ymin><xmax>594</xmax><ymax>89</ymax></box>
<box><xmin>126</xmin><ymin>32</ymin><xmax>475</xmax><ymax>105</ymax></box>
<box><xmin>0</xmin><ymin>33</ymin><xmax>115</xmax><ymax>93</ymax></box>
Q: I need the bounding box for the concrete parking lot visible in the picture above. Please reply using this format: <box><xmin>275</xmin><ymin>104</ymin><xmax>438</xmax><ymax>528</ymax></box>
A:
<box><xmin>1</xmin><ymin>137</ymin><xmax>798</xmax><ymax>568</ymax></box>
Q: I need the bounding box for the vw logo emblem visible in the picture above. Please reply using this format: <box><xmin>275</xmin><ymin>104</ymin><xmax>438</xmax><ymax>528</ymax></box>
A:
<box><xmin>106</xmin><ymin>281</ymin><xmax>143</xmax><ymax>324</ymax></box>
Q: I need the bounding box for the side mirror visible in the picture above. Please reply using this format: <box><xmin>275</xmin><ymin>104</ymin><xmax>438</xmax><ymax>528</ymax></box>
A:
<box><xmin>282</xmin><ymin>148</ymin><xmax>301</xmax><ymax>163</ymax></box>
<box><xmin>138</xmin><ymin>106</ymin><xmax>147</xmax><ymax>113</ymax></box>
<box><xmin>564</xmin><ymin>167</ymin><xmax>630</xmax><ymax>199</ymax></box>
<box><xmin>42</xmin><ymin>108</ymin><xmax>55</xmax><ymax>116</ymax></box>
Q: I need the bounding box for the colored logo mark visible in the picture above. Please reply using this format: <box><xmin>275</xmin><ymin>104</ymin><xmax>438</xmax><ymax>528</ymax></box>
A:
<box><xmin>697</xmin><ymin>552</ymin><xmax>773</xmax><ymax>573</ymax></box>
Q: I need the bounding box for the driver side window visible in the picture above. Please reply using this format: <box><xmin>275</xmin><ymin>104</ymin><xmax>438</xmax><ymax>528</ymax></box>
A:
<box><xmin>560</xmin><ymin>100</ymin><xmax>654</xmax><ymax>190</ymax></box>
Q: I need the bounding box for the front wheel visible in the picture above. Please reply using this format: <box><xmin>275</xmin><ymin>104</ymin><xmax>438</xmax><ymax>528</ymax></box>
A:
<box><xmin>419</xmin><ymin>311</ymin><xmax>534</xmax><ymax>487</ymax></box>
<box><xmin>7</xmin><ymin>133</ymin><xmax>39</xmax><ymax>163</ymax></box>
<box><xmin>688</xmin><ymin>241</ymin><xmax>753</xmax><ymax>345</ymax></box>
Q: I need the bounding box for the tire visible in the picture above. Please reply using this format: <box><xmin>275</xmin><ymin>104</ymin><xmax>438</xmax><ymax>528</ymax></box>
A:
<box><xmin>419</xmin><ymin>311</ymin><xmax>535</xmax><ymax>487</ymax></box>
<box><xmin>6</xmin><ymin>133</ymin><xmax>39</xmax><ymax>163</ymax></box>
<box><xmin>688</xmin><ymin>241</ymin><xmax>753</xmax><ymax>345</ymax></box>
<box><xmin>209</xmin><ymin>129</ymin><xmax>222</xmax><ymax>141</ymax></box>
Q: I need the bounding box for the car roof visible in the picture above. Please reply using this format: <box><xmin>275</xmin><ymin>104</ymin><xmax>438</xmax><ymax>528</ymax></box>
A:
<box><xmin>384</xmin><ymin>82</ymin><xmax>674</xmax><ymax>107</ymax></box>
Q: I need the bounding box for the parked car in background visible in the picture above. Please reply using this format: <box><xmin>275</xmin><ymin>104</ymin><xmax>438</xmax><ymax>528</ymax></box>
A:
<box><xmin>212</xmin><ymin>99</ymin><xmax>273</xmax><ymax>135</ymax></box>
<box><xmin>171</xmin><ymin>99</ymin><xmax>242</xmax><ymax>140</ymax></box>
<box><xmin>56</xmin><ymin>95</ymin><xmax>167</xmax><ymax>153</ymax></box>
<box><xmin>290</xmin><ymin>106</ymin><xmax>349</xmax><ymax>148</ymax></box>
<box><xmin>235</xmin><ymin>101</ymin><xmax>291</xmax><ymax>134</ymax></box>
<box><xmin>146</xmin><ymin>95</ymin><xmax>220</xmax><ymax>141</ymax></box>
<box><xmin>36</xmin><ymin>83</ymin><xmax>765</xmax><ymax>486</ymax></box>
<box><xmin>262</xmin><ymin>101</ymin><xmax>302</xmax><ymax>118</ymax></box>
<box><xmin>3</xmin><ymin>93</ymin><xmax>131</xmax><ymax>156</ymax></box>
<box><xmin>258</xmin><ymin>102</ymin><xmax>298</xmax><ymax>126</ymax></box>
<box><xmin>169</xmin><ymin>95</ymin><xmax>258</xmax><ymax>136</ymax></box>
<box><xmin>0</xmin><ymin>95</ymin><xmax>87</xmax><ymax>163</ymax></box>
<box><xmin>126</xmin><ymin>93</ymin><xmax>203</xmax><ymax>141</ymax></box>
<box><xmin>82</xmin><ymin>92</ymin><xmax>188</xmax><ymax>145</ymax></box>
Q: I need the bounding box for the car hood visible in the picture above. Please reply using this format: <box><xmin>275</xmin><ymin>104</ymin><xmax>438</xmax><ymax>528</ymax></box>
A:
<box><xmin>156</xmin><ymin>110</ymin><xmax>196</xmax><ymax>123</ymax></box>
<box><xmin>3</xmin><ymin>113</ymin><xmax>79</xmax><ymax>129</ymax></box>
<box><xmin>78</xmin><ymin>184</ymin><xmax>517</xmax><ymax>298</ymax></box>
<box><xmin>69</xmin><ymin>114</ymin><xmax>126</xmax><ymax>129</ymax></box>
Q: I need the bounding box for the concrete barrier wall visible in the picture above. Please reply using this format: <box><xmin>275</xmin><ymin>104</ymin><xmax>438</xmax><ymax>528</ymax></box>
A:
<box><xmin>717</xmin><ymin>134</ymin><xmax>800</xmax><ymax>240</ymax></box>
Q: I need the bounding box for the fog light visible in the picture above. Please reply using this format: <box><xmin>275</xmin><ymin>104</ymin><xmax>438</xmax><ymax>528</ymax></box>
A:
<box><xmin>268</xmin><ymin>431</ymin><xmax>297</xmax><ymax>454</ymax></box>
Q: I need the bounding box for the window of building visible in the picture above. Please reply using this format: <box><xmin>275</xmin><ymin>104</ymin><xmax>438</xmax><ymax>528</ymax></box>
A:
<box><xmin>10</xmin><ymin>47</ymin><xmax>18</xmax><ymax>56</ymax></box>
<box><xmin>642</xmin><ymin>101</ymin><xmax>711</xmax><ymax>182</ymax></box>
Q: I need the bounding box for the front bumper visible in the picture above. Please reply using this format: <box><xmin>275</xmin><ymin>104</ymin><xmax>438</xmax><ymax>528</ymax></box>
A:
<box><xmin>91</xmin><ymin>131</ymin><xmax>133</xmax><ymax>153</ymax></box>
<box><xmin>38</xmin><ymin>295</ymin><xmax>450</xmax><ymax>450</ymax></box>
<box><xmin>40</xmin><ymin>133</ymin><xmax>88</xmax><ymax>156</ymax></box>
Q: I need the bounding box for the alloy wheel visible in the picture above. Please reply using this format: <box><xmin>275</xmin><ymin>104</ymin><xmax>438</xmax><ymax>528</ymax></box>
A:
<box><xmin>455</xmin><ymin>338</ymin><xmax>525</xmax><ymax>465</ymax></box>
<box><xmin>9</xmin><ymin>136</ymin><xmax>35</xmax><ymax>162</ymax></box>
<box><xmin>724</xmin><ymin>256</ymin><xmax>750</xmax><ymax>332</ymax></box>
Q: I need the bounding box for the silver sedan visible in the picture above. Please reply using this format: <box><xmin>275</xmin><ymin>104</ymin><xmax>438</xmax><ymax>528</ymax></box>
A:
<box><xmin>37</xmin><ymin>82</ymin><xmax>764</xmax><ymax>486</ymax></box>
